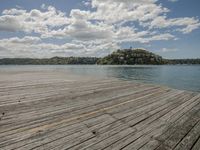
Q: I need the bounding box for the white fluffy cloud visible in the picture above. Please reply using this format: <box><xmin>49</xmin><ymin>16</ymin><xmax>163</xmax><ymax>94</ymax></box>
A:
<box><xmin>148</xmin><ymin>16</ymin><xmax>200</xmax><ymax>34</ymax></box>
<box><xmin>0</xmin><ymin>6</ymin><xmax>69</xmax><ymax>34</ymax></box>
<box><xmin>161</xmin><ymin>48</ymin><xmax>178</xmax><ymax>52</ymax></box>
<box><xmin>0</xmin><ymin>0</ymin><xmax>199</xmax><ymax>57</ymax></box>
<box><xmin>0</xmin><ymin>36</ymin><xmax>41</xmax><ymax>44</ymax></box>
<box><xmin>168</xmin><ymin>0</ymin><xmax>179</xmax><ymax>2</ymax></box>
<box><xmin>0</xmin><ymin>36</ymin><xmax>119</xmax><ymax>58</ymax></box>
<box><xmin>90</xmin><ymin>0</ymin><xmax>168</xmax><ymax>24</ymax></box>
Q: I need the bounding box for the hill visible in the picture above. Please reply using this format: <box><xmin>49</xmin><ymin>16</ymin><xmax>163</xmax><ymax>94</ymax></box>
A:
<box><xmin>97</xmin><ymin>49</ymin><xmax>164</xmax><ymax>65</ymax></box>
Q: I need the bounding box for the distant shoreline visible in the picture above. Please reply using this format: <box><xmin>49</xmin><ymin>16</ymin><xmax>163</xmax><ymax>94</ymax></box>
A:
<box><xmin>0</xmin><ymin>57</ymin><xmax>200</xmax><ymax>65</ymax></box>
<box><xmin>1</xmin><ymin>49</ymin><xmax>199</xmax><ymax>65</ymax></box>
<box><xmin>1</xmin><ymin>64</ymin><xmax>200</xmax><ymax>65</ymax></box>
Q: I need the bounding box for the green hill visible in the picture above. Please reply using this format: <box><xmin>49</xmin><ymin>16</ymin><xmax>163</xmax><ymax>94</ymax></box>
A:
<box><xmin>97</xmin><ymin>48</ymin><xmax>164</xmax><ymax>65</ymax></box>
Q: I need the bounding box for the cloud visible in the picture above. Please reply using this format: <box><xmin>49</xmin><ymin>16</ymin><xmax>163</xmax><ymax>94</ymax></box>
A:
<box><xmin>168</xmin><ymin>0</ymin><xmax>179</xmax><ymax>2</ymax></box>
<box><xmin>149</xmin><ymin>16</ymin><xmax>200</xmax><ymax>33</ymax></box>
<box><xmin>0</xmin><ymin>6</ymin><xmax>70</xmax><ymax>34</ymax></box>
<box><xmin>0</xmin><ymin>0</ymin><xmax>199</xmax><ymax>57</ymax></box>
<box><xmin>0</xmin><ymin>46</ymin><xmax>14</xmax><ymax>58</ymax></box>
<box><xmin>89</xmin><ymin>0</ymin><xmax>169</xmax><ymax>24</ymax></box>
<box><xmin>0</xmin><ymin>36</ymin><xmax>41</xmax><ymax>44</ymax></box>
<box><xmin>0</xmin><ymin>36</ymin><xmax>119</xmax><ymax>57</ymax></box>
<box><xmin>0</xmin><ymin>1</ymin><xmax>199</xmax><ymax>37</ymax></box>
<box><xmin>0</xmin><ymin>16</ymin><xmax>22</xmax><ymax>32</ymax></box>
<box><xmin>176</xmin><ymin>22</ymin><xmax>200</xmax><ymax>34</ymax></box>
<box><xmin>161</xmin><ymin>48</ymin><xmax>178</xmax><ymax>52</ymax></box>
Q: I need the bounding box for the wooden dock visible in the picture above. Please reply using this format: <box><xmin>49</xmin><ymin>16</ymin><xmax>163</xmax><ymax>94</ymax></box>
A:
<box><xmin>0</xmin><ymin>70</ymin><xmax>200</xmax><ymax>150</ymax></box>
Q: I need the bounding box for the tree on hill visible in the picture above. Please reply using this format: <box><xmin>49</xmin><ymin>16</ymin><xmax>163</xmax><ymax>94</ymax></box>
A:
<box><xmin>97</xmin><ymin>48</ymin><xmax>164</xmax><ymax>65</ymax></box>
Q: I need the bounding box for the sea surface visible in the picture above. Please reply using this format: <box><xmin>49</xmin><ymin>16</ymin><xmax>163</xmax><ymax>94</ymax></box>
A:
<box><xmin>0</xmin><ymin>65</ymin><xmax>200</xmax><ymax>92</ymax></box>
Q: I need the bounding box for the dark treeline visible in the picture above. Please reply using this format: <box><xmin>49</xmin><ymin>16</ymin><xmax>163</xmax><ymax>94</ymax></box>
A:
<box><xmin>0</xmin><ymin>49</ymin><xmax>199</xmax><ymax>65</ymax></box>
<box><xmin>166</xmin><ymin>59</ymin><xmax>200</xmax><ymax>64</ymax></box>
<box><xmin>0</xmin><ymin>57</ymin><xmax>99</xmax><ymax>65</ymax></box>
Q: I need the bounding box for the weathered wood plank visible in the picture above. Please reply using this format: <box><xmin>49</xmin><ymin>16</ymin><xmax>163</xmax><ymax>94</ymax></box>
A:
<box><xmin>102</xmin><ymin>93</ymin><xmax>200</xmax><ymax>150</ymax></box>
<box><xmin>67</xmin><ymin>90</ymin><xmax>181</xmax><ymax>150</ymax></box>
<box><xmin>191</xmin><ymin>136</ymin><xmax>200</xmax><ymax>150</ymax></box>
<box><xmin>0</xmin><ymin>87</ymin><xmax>160</xmax><ymax>148</ymax></box>
<box><xmin>173</xmin><ymin>121</ymin><xmax>200</xmax><ymax>150</ymax></box>
<box><xmin>126</xmin><ymin>98</ymin><xmax>200</xmax><ymax>150</ymax></box>
<box><xmin>0</xmin><ymin>85</ymin><xmax>155</xmax><ymax>138</ymax></box>
<box><xmin>0</xmin><ymin>70</ymin><xmax>199</xmax><ymax>150</ymax></box>
<box><xmin>139</xmin><ymin>96</ymin><xmax>200</xmax><ymax>150</ymax></box>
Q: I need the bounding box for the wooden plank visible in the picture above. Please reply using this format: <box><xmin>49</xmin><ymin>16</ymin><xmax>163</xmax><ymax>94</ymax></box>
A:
<box><xmin>31</xmin><ymin>89</ymin><xmax>164</xmax><ymax>148</ymax></box>
<box><xmin>154</xmin><ymin>96</ymin><xmax>200</xmax><ymax>150</ymax></box>
<box><xmin>114</xmin><ymin>90</ymin><xmax>183</xmax><ymax>122</ymax></box>
<box><xmin>0</xmin><ymin>82</ymin><xmax>138</xmax><ymax>123</ymax></box>
<box><xmin>0</xmin><ymin>85</ymin><xmax>155</xmax><ymax>138</ymax></box>
<box><xmin>102</xmin><ymin>93</ymin><xmax>200</xmax><ymax>150</ymax></box>
<box><xmin>115</xmin><ymin>93</ymin><xmax>194</xmax><ymax>149</ymax></box>
<box><xmin>0</xmin><ymin>80</ymin><xmax>132</xmax><ymax>105</ymax></box>
<box><xmin>0</xmin><ymin>85</ymin><xmax>158</xmax><ymax>148</ymax></box>
<box><xmin>173</xmin><ymin>121</ymin><xmax>200</xmax><ymax>150</ymax></box>
<box><xmin>126</xmin><ymin>100</ymin><xmax>200</xmax><ymax>150</ymax></box>
<box><xmin>0</xmin><ymin>70</ymin><xmax>199</xmax><ymax>150</ymax></box>
<box><xmin>67</xmin><ymin>120</ymin><xmax>129</xmax><ymax>150</ymax></box>
<box><xmin>140</xmin><ymin>96</ymin><xmax>200</xmax><ymax>150</ymax></box>
<box><xmin>191</xmin><ymin>136</ymin><xmax>200</xmax><ymax>150</ymax></box>
<box><xmin>67</xmin><ymin>91</ymin><xmax>180</xmax><ymax>149</ymax></box>
<box><xmin>105</xmin><ymin>88</ymin><xmax>174</xmax><ymax>117</ymax></box>
<box><xmin>26</xmin><ymin>89</ymin><xmax>168</xmax><ymax>149</ymax></box>
<box><xmin>1</xmin><ymin>114</ymin><xmax>114</xmax><ymax>149</ymax></box>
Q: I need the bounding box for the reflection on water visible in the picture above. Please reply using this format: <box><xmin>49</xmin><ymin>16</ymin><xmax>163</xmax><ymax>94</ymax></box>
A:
<box><xmin>0</xmin><ymin>65</ymin><xmax>200</xmax><ymax>92</ymax></box>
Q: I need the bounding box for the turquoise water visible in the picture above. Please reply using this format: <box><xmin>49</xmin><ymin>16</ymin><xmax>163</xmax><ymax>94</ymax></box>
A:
<box><xmin>0</xmin><ymin>65</ymin><xmax>200</xmax><ymax>92</ymax></box>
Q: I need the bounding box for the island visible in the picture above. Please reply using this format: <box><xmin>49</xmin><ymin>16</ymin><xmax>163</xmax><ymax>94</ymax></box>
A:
<box><xmin>97</xmin><ymin>49</ymin><xmax>164</xmax><ymax>65</ymax></box>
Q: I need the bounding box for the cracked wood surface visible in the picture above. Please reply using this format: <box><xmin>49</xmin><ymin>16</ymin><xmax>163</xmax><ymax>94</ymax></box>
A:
<box><xmin>0</xmin><ymin>70</ymin><xmax>199</xmax><ymax>150</ymax></box>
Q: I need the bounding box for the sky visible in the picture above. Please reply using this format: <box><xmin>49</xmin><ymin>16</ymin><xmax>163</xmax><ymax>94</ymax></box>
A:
<box><xmin>0</xmin><ymin>0</ymin><xmax>200</xmax><ymax>59</ymax></box>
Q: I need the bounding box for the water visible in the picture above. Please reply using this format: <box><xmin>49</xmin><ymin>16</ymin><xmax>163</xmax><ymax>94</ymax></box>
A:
<box><xmin>0</xmin><ymin>65</ymin><xmax>200</xmax><ymax>92</ymax></box>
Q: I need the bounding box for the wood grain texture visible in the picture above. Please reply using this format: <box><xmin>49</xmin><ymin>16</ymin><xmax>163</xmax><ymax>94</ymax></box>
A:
<box><xmin>0</xmin><ymin>70</ymin><xmax>199</xmax><ymax>150</ymax></box>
